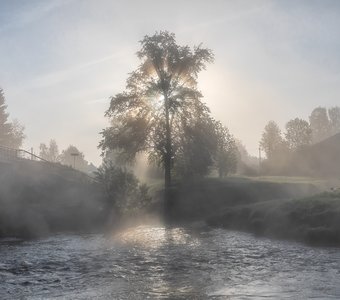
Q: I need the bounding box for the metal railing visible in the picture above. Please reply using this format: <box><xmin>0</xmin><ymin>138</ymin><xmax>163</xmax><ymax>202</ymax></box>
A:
<box><xmin>0</xmin><ymin>144</ymin><xmax>98</xmax><ymax>184</ymax></box>
<box><xmin>0</xmin><ymin>145</ymin><xmax>51</xmax><ymax>162</ymax></box>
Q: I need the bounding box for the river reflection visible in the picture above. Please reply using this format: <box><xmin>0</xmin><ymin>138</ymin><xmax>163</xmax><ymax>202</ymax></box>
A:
<box><xmin>1</xmin><ymin>224</ymin><xmax>340</xmax><ymax>299</ymax></box>
<box><xmin>113</xmin><ymin>225</ymin><xmax>200</xmax><ymax>249</ymax></box>
<box><xmin>111</xmin><ymin>225</ymin><xmax>206</xmax><ymax>299</ymax></box>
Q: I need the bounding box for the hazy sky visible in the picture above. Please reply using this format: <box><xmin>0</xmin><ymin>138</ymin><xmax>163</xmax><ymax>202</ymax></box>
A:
<box><xmin>1</xmin><ymin>0</ymin><xmax>340</xmax><ymax>165</ymax></box>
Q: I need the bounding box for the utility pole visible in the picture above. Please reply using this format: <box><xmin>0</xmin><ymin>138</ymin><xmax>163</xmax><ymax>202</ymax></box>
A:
<box><xmin>258</xmin><ymin>146</ymin><xmax>262</xmax><ymax>175</ymax></box>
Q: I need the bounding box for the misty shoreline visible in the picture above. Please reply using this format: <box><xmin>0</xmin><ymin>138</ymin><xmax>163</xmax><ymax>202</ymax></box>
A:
<box><xmin>0</xmin><ymin>160</ymin><xmax>107</xmax><ymax>239</ymax></box>
<box><xmin>1</xmin><ymin>158</ymin><xmax>340</xmax><ymax>249</ymax></box>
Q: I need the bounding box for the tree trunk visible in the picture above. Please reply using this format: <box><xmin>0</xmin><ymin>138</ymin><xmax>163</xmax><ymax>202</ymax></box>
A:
<box><xmin>164</xmin><ymin>94</ymin><xmax>172</xmax><ymax>215</ymax></box>
<box><xmin>164</xmin><ymin>154</ymin><xmax>171</xmax><ymax>190</ymax></box>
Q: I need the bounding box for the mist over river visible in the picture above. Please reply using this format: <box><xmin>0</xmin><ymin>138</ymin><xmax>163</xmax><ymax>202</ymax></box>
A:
<box><xmin>1</xmin><ymin>224</ymin><xmax>339</xmax><ymax>299</ymax></box>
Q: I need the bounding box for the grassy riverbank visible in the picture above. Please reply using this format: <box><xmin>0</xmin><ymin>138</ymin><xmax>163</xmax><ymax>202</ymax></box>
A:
<box><xmin>162</xmin><ymin>176</ymin><xmax>321</xmax><ymax>220</ymax></box>
<box><xmin>207</xmin><ymin>191</ymin><xmax>340</xmax><ymax>246</ymax></box>
<box><xmin>0</xmin><ymin>161</ymin><xmax>106</xmax><ymax>238</ymax></box>
<box><xmin>155</xmin><ymin>176</ymin><xmax>340</xmax><ymax>246</ymax></box>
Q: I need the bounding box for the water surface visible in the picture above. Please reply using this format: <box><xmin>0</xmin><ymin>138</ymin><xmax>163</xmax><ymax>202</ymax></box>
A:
<box><xmin>0</xmin><ymin>225</ymin><xmax>339</xmax><ymax>299</ymax></box>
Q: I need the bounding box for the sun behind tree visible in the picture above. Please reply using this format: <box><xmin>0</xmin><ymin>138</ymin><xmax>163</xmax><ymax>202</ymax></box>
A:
<box><xmin>100</xmin><ymin>31</ymin><xmax>214</xmax><ymax>205</ymax></box>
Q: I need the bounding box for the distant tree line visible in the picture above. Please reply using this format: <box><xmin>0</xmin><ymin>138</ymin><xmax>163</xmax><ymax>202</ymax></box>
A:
<box><xmin>0</xmin><ymin>87</ymin><xmax>96</xmax><ymax>175</ymax></box>
<box><xmin>39</xmin><ymin>140</ymin><xmax>96</xmax><ymax>174</ymax></box>
<box><xmin>310</xmin><ymin>106</ymin><xmax>340</xmax><ymax>142</ymax></box>
<box><xmin>259</xmin><ymin>106</ymin><xmax>340</xmax><ymax>174</ymax></box>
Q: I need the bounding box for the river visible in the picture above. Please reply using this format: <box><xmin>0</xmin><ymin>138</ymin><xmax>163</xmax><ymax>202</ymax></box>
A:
<box><xmin>0</xmin><ymin>224</ymin><xmax>339</xmax><ymax>299</ymax></box>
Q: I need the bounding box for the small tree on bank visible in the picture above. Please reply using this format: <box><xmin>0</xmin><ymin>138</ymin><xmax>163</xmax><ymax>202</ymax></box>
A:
<box><xmin>95</xmin><ymin>160</ymin><xmax>151</xmax><ymax>216</ymax></box>
<box><xmin>99</xmin><ymin>31</ymin><xmax>214</xmax><ymax>205</ymax></box>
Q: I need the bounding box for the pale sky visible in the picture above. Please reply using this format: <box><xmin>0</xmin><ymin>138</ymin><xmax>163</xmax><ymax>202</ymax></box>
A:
<box><xmin>1</xmin><ymin>0</ymin><xmax>340</xmax><ymax>166</ymax></box>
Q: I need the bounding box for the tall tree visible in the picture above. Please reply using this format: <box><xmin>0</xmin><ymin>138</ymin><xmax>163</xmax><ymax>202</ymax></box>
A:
<box><xmin>60</xmin><ymin>145</ymin><xmax>88</xmax><ymax>171</ymax></box>
<box><xmin>285</xmin><ymin>118</ymin><xmax>312</xmax><ymax>150</ymax></box>
<box><xmin>214</xmin><ymin>121</ymin><xmax>238</xmax><ymax>178</ymax></box>
<box><xmin>0</xmin><ymin>88</ymin><xmax>25</xmax><ymax>148</ymax></box>
<box><xmin>6</xmin><ymin>119</ymin><xmax>25</xmax><ymax>148</ymax></box>
<box><xmin>0</xmin><ymin>88</ymin><xmax>12</xmax><ymax>146</ymax></box>
<box><xmin>100</xmin><ymin>31</ymin><xmax>213</xmax><ymax>198</ymax></box>
<box><xmin>39</xmin><ymin>139</ymin><xmax>60</xmax><ymax>162</ymax></box>
<box><xmin>48</xmin><ymin>139</ymin><xmax>60</xmax><ymax>162</ymax></box>
<box><xmin>235</xmin><ymin>139</ymin><xmax>249</xmax><ymax>163</ymax></box>
<box><xmin>309</xmin><ymin>107</ymin><xmax>331</xmax><ymax>143</ymax></box>
<box><xmin>260</xmin><ymin>121</ymin><xmax>284</xmax><ymax>160</ymax></box>
<box><xmin>39</xmin><ymin>143</ymin><xmax>49</xmax><ymax>160</ymax></box>
<box><xmin>235</xmin><ymin>139</ymin><xmax>259</xmax><ymax>175</ymax></box>
<box><xmin>328</xmin><ymin>106</ymin><xmax>340</xmax><ymax>135</ymax></box>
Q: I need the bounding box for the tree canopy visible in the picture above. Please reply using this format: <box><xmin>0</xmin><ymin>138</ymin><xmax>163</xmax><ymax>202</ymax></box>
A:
<box><xmin>328</xmin><ymin>106</ymin><xmax>340</xmax><ymax>136</ymax></box>
<box><xmin>309</xmin><ymin>107</ymin><xmax>331</xmax><ymax>143</ymax></box>
<box><xmin>100</xmin><ymin>31</ymin><xmax>214</xmax><ymax>191</ymax></box>
<box><xmin>59</xmin><ymin>145</ymin><xmax>88</xmax><ymax>171</ymax></box>
<box><xmin>214</xmin><ymin>121</ymin><xmax>238</xmax><ymax>178</ymax></box>
<box><xmin>285</xmin><ymin>118</ymin><xmax>312</xmax><ymax>150</ymax></box>
<box><xmin>260</xmin><ymin>121</ymin><xmax>285</xmax><ymax>160</ymax></box>
<box><xmin>259</xmin><ymin>105</ymin><xmax>340</xmax><ymax>175</ymax></box>
<box><xmin>95</xmin><ymin>160</ymin><xmax>151</xmax><ymax>215</ymax></box>
<box><xmin>39</xmin><ymin>139</ymin><xmax>60</xmax><ymax>162</ymax></box>
<box><xmin>0</xmin><ymin>88</ymin><xmax>25</xmax><ymax>148</ymax></box>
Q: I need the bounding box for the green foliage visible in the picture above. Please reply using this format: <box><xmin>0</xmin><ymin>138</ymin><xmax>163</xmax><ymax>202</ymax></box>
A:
<box><xmin>174</xmin><ymin>115</ymin><xmax>217</xmax><ymax>177</ymax></box>
<box><xmin>235</xmin><ymin>140</ymin><xmax>249</xmax><ymax>162</ymax></box>
<box><xmin>99</xmin><ymin>31</ymin><xmax>214</xmax><ymax>187</ymax></box>
<box><xmin>158</xmin><ymin>176</ymin><xmax>318</xmax><ymax>222</ymax></box>
<box><xmin>7</xmin><ymin>119</ymin><xmax>25</xmax><ymax>148</ymax></box>
<box><xmin>328</xmin><ymin>106</ymin><xmax>340</xmax><ymax>135</ymax></box>
<box><xmin>260</xmin><ymin>121</ymin><xmax>286</xmax><ymax>160</ymax></box>
<box><xmin>39</xmin><ymin>139</ymin><xmax>60</xmax><ymax>162</ymax></box>
<box><xmin>307</xmin><ymin>106</ymin><xmax>340</xmax><ymax>143</ymax></box>
<box><xmin>59</xmin><ymin>145</ymin><xmax>88</xmax><ymax>171</ymax></box>
<box><xmin>0</xmin><ymin>88</ymin><xmax>10</xmax><ymax>144</ymax></box>
<box><xmin>170</xmin><ymin>118</ymin><xmax>238</xmax><ymax>178</ymax></box>
<box><xmin>259</xmin><ymin>106</ymin><xmax>340</xmax><ymax>175</ymax></box>
<box><xmin>0</xmin><ymin>88</ymin><xmax>25</xmax><ymax>148</ymax></box>
<box><xmin>285</xmin><ymin>118</ymin><xmax>312</xmax><ymax>150</ymax></box>
<box><xmin>95</xmin><ymin>160</ymin><xmax>152</xmax><ymax>215</ymax></box>
<box><xmin>309</xmin><ymin>107</ymin><xmax>331</xmax><ymax>143</ymax></box>
<box><xmin>214</xmin><ymin>121</ymin><xmax>238</xmax><ymax>177</ymax></box>
<box><xmin>235</xmin><ymin>140</ymin><xmax>259</xmax><ymax>175</ymax></box>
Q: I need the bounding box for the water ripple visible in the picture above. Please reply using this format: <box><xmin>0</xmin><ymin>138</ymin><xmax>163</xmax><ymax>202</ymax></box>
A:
<box><xmin>0</xmin><ymin>225</ymin><xmax>340</xmax><ymax>299</ymax></box>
